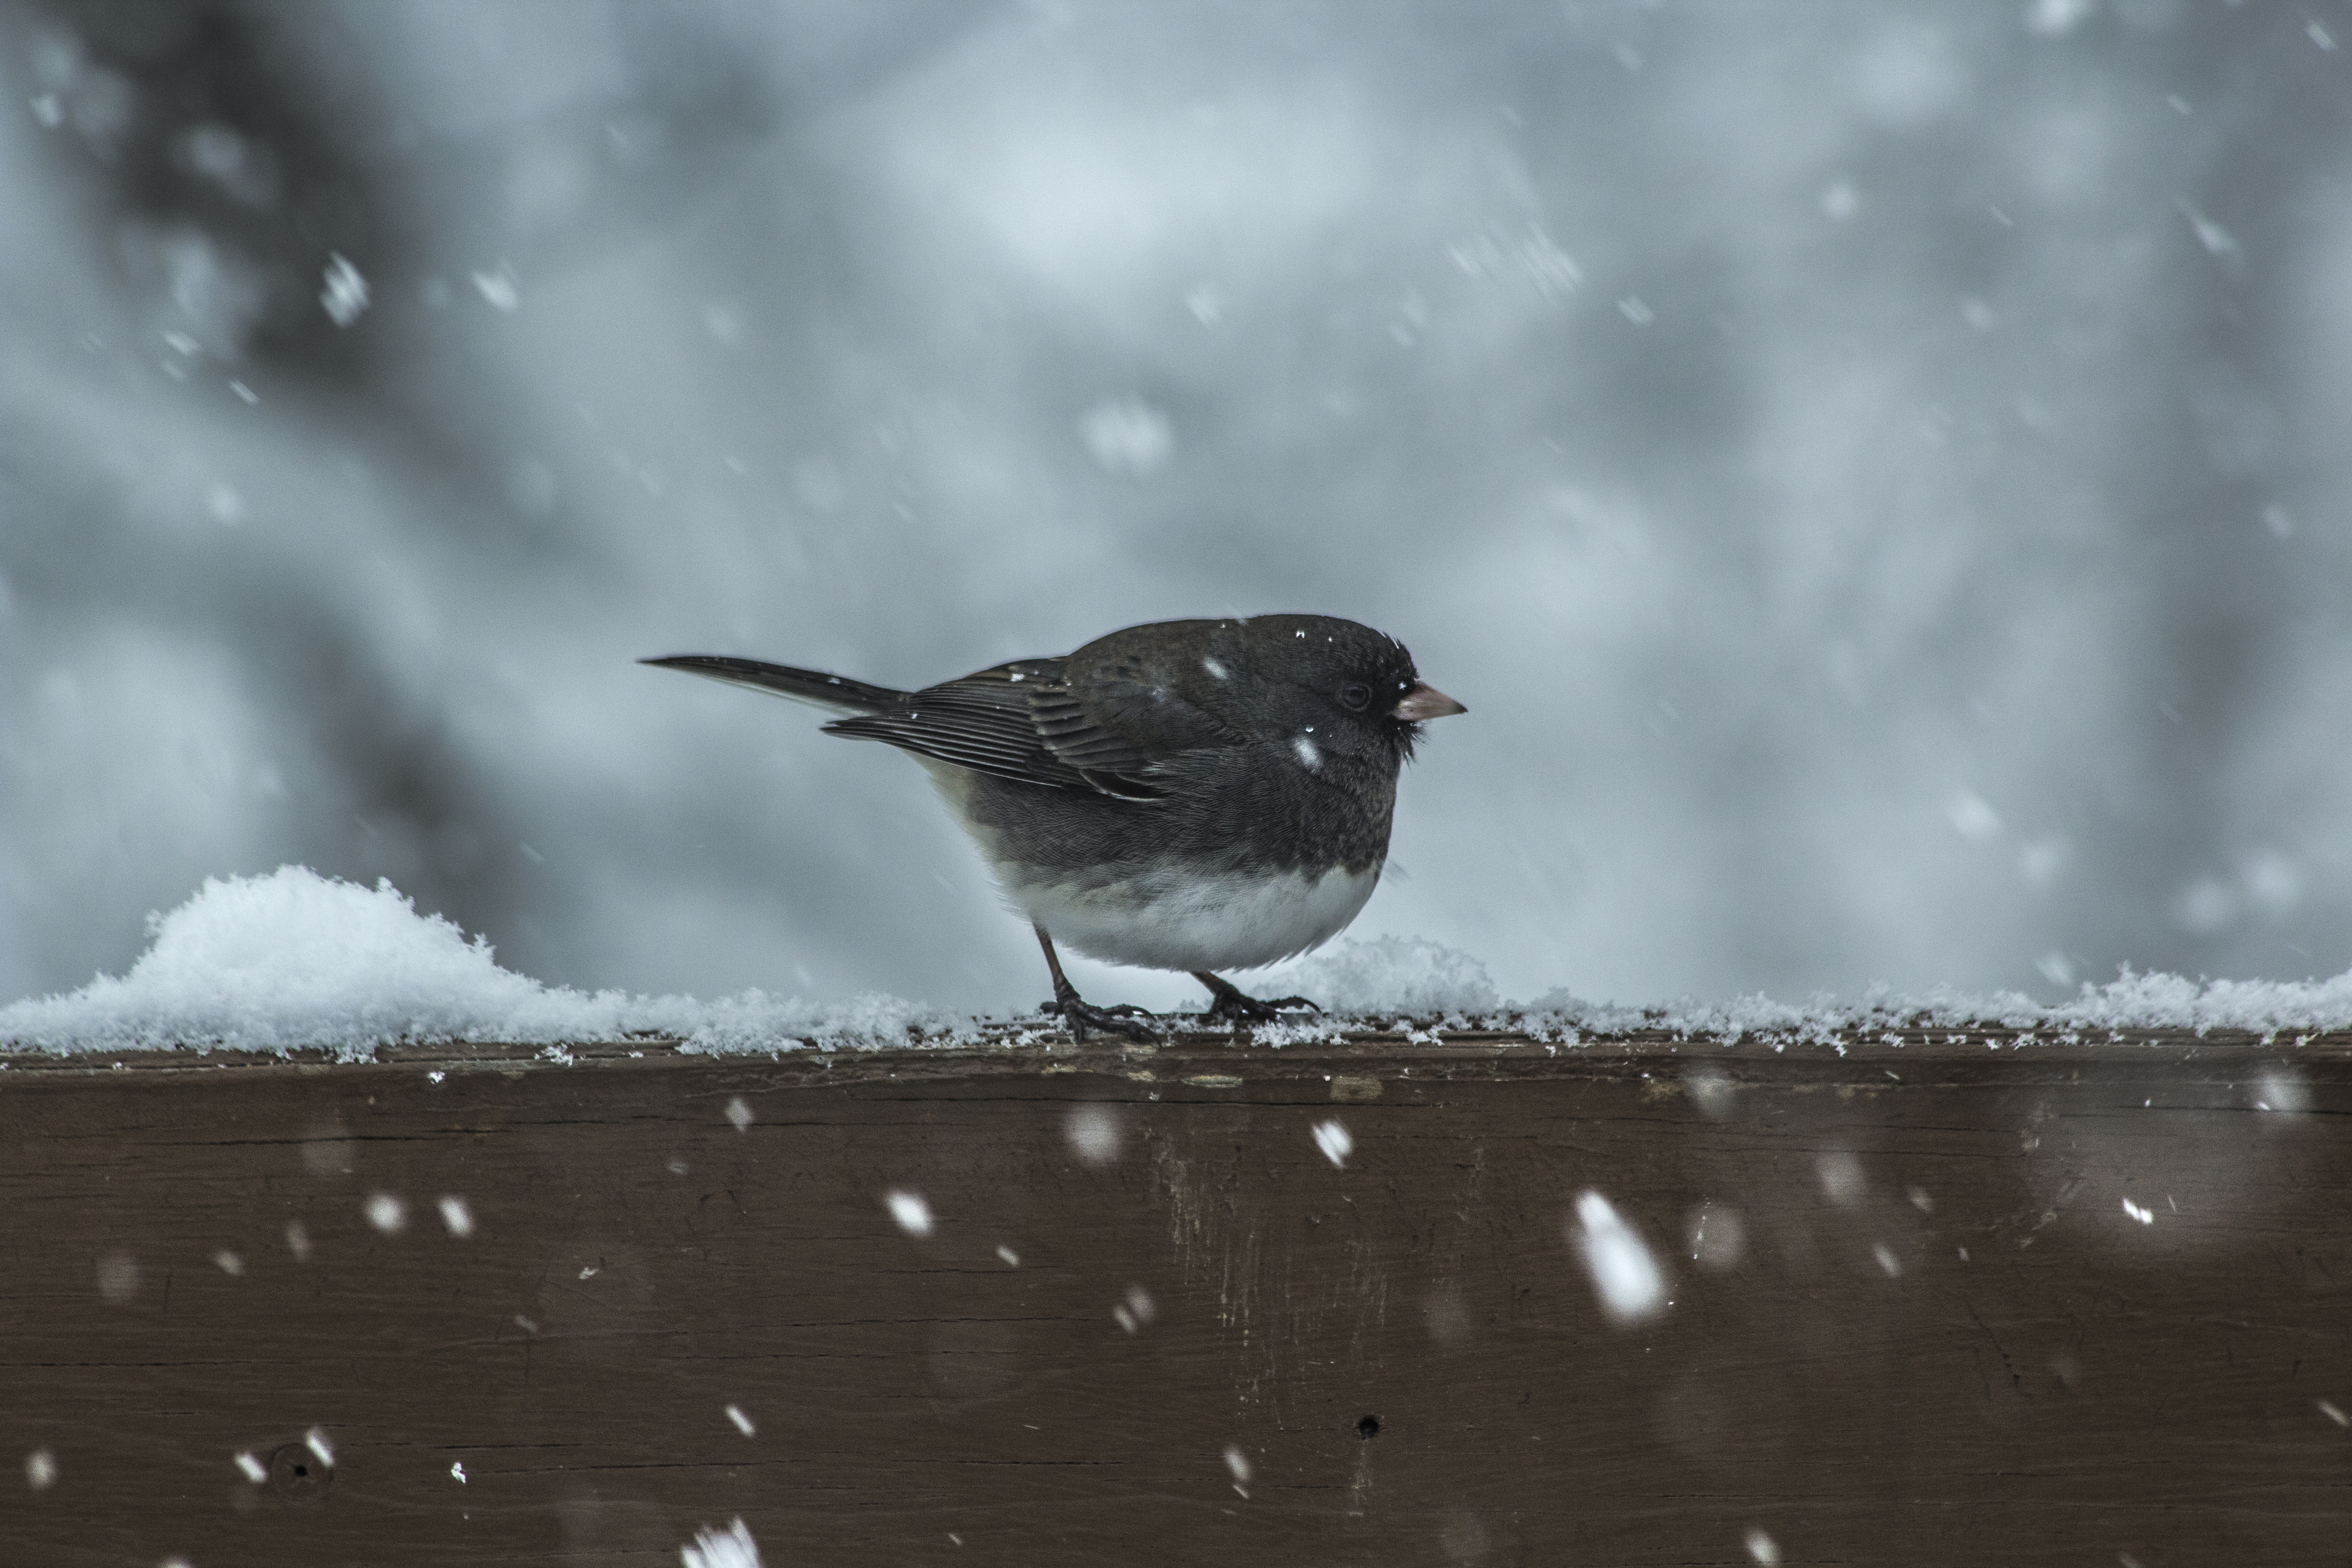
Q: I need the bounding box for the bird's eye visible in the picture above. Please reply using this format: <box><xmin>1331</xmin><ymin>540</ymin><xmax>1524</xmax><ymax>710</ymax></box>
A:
<box><xmin>1338</xmin><ymin>681</ymin><xmax>1372</xmax><ymax>712</ymax></box>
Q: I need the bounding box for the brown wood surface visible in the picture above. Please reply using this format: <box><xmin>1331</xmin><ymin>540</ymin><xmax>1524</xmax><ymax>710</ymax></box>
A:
<box><xmin>2</xmin><ymin>1026</ymin><xmax>2348</xmax><ymax>1565</ymax></box>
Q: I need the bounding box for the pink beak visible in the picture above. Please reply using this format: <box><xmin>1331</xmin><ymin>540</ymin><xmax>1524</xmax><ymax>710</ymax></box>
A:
<box><xmin>1392</xmin><ymin>681</ymin><xmax>1467</xmax><ymax>721</ymax></box>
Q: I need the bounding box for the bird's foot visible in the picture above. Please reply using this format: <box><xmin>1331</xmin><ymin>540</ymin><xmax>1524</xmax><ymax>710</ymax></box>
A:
<box><xmin>1041</xmin><ymin>990</ymin><xmax>1159</xmax><ymax>1044</ymax></box>
<box><xmin>1192</xmin><ymin>971</ymin><xmax>1323</xmax><ymax>1027</ymax></box>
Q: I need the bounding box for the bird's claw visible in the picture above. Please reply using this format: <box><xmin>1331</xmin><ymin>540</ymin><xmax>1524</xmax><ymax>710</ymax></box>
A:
<box><xmin>1198</xmin><ymin>990</ymin><xmax>1323</xmax><ymax>1026</ymax></box>
<box><xmin>1042</xmin><ymin>995</ymin><xmax>1160</xmax><ymax>1044</ymax></box>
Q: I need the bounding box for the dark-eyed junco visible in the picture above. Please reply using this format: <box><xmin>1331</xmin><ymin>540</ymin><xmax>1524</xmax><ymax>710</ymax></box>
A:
<box><xmin>643</xmin><ymin>615</ymin><xmax>1464</xmax><ymax>1040</ymax></box>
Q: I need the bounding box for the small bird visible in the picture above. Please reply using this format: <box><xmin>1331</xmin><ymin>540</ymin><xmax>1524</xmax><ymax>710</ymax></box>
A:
<box><xmin>643</xmin><ymin>615</ymin><xmax>1464</xmax><ymax>1040</ymax></box>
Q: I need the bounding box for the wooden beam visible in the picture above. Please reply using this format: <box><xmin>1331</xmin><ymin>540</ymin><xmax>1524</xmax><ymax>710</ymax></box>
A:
<box><xmin>3</xmin><ymin>1027</ymin><xmax>2346</xmax><ymax>1565</ymax></box>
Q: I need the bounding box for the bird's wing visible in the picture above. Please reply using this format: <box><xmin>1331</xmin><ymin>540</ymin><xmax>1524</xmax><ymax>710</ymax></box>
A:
<box><xmin>818</xmin><ymin>659</ymin><xmax>1160</xmax><ymax>802</ymax></box>
<box><xmin>823</xmin><ymin>645</ymin><xmax>1243</xmax><ymax>803</ymax></box>
<box><xmin>1029</xmin><ymin>627</ymin><xmax>1248</xmax><ymax>789</ymax></box>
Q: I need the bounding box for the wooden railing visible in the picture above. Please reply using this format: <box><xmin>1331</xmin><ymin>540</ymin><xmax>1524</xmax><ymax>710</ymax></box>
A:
<box><xmin>3</xmin><ymin>1024</ymin><xmax>2345</xmax><ymax>1565</ymax></box>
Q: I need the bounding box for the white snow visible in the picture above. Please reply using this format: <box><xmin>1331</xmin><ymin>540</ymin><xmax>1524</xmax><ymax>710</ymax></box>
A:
<box><xmin>1311</xmin><ymin>1119</ymin><xmax>1353</xmax><ymax>1167</ymax></box>
<box><xmin>681</xmin><ymin>1518</ymin><xmax>762</xmax><ymax>1568</ymax></box>
<box><xmin>885</xmin><ymin>1191</ymin><xmax>933</xmax><ymax>1236</ymax></box>
<box><xmin>1269</xmin><ymin>934</ymin><xmax>1501</xmax><ymax>1018</ymax></box>
<box><xmin>1816</xmin><ymin>1152</ymin><xmax>1865</xmax><ymax>1207</ymax></box>
<box><xmin>1111</xmin><ymin>1284</ymin><xmax>1155</xmax><ymax>1333</ymax></box>
<box><xmin>1572</xmin><ymin>1190</ymin><xmax>1665</xmax><ymax>1324</ymax></box>
<box><xmin>1064</xmin><ymin>1103</ymin><xmax>1122</xmax><ymax>1164</ymax></box>
<box><xmin>319</xmin><ymin>253</ymin><xmax>369</xmax><ymax>327</ymax></box>
<box><xmin>6</xmin><ymin>866</ymin><xmax>2352</xmax><ymax>1057</ymax></box>
<box><xmin>725</xmin><ymin>1404</ymin><xmax>755</xmax><ymax>1437</ymax></box>
<box><xmin>0</xmin><ymin>867</ymin><xmax>976</xmax><ymax>1057</ymax></box>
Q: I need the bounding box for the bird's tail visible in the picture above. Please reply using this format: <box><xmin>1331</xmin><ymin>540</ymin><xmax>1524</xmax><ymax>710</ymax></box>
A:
<box><xmin>639</xmin><ymin>655</ymin><xmax>903</xmax><ymax>713</ymax></box>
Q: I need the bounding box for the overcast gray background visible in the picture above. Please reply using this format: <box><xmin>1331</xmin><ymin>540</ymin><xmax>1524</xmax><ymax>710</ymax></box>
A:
<box><xmin>2</xmin><ymin>0</ymin><xmax>2348</xmax><ymax>1016</ymax></box>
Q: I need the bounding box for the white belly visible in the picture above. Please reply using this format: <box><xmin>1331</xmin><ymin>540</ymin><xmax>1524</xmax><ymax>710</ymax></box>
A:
<box><xmin>913</xmin><ymin>756</ymin><xmax>1381</xmax><ymax>972</ymax></box>
<box><xmin>1011</xmin><ymin>864</ymin><xmax>1379</xmax><ymax>973</ymax></box>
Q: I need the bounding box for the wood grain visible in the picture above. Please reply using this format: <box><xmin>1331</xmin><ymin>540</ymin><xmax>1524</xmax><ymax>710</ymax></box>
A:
<box><xmin>2</xmin><ymin>1028</ymin><xmax>2347</xmax><ymax>1565</ymax></box>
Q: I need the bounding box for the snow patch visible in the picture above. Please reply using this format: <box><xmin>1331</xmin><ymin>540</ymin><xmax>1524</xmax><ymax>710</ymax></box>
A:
<box><xmin>0</xmin><ymin>866</ymin><xmax>977</xmax><ymax>1057</ymax></box>
<box><xmin>1270</xmin><ymin>934</ymin><xmax>1500</xmax><ymax>1019</ymax></box>
<box><xmin>9</xmin><ymin>868</ymin><xmax>2352</xmax><ymax>1056</ymax></box>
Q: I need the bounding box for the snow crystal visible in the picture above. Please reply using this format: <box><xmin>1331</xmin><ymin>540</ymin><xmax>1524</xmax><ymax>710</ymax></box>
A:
<box><xmin>1683</xmin><ymin>1066</ymin><xmax>1737</xmax><ymax>1120</ymax></box>
<box><xmin>725</xmin><ymin>1096</ymin><xmax>754</xmax><ymax>1131</ymax></box>
<box><xmin>25</xmin><ymin>1449</ymin><xmax>56</xmax><ymax>1490</ymax></box>
<box><xmin>1065</xmin><ymin>1103</ymin><xmax>1122</xmax><ymax>1164</ymax></box>
<box><xmin>1311</xmin><ymin>1119</ymin><xmax>1352</xmax><ymax>1167</ymax></box>
<box><xmin>1687</xmin><ymin>1205</ymin><xmax>1744</xmax><ymax>1272</ymax></box>
<box><xmin>1109</xmin><ymin>1284</ymin><xmax>1155</xmax><ymax>1333</ymax></box>
<box><xmin>886</xmin><ymin>1191</ymin><xmax>933</xmax><ymax>1236</ymax></box>
<box><xmin>2122</xmin><ymin>1198</ymin><xmax>2154</xmax><ymax>1225</ymax></box>
<box><xmin>214</xmin><ymin>1250</ymin><xmax>243</xmax><ymax>1275</ymax></box>
<box><xmin>364</xmin><ymin>1193</ymin><xmax>406</xmax><ymax>1234</ymax></box>
<box><xmin>319</xmin><ymin>253</ymin><xmax>369</xmax><ymax>327</ymax></box>
<box><xmin>1572</xmin><ymin>1191</ymin><xmax>1665</xmax><ymax>1324</ymax></box>
<box><xmin>233</xmin><ymin>1450</ymin><xmax>267</xmax><ymax>1484</ymax></box>
<box><xmin>725</xmin><ymin>1404</ymin><xmax>755</xmax><ymax>1437</ymax></box>
<box><xmin>2319</xmin><ymin>1400</ymin><xmax>2347</xmax><ymax>1427</ymax></box>
<box><xmin>304</xmin><ymin>1428</ymin><xmax>334</xmax><ymax>1468</ymax></box>
<box><xmin>472</xmin><ymin>264</ymin><xmax>519</xmax><ymax>311</ymax></box>
<box><xmin>451</xmin><ymin>1460</ymin><xmax>467</xmax><ymax>1483</ymax></box>
<box><xmin>95</xmin><ymin>1250</ymin><xmax>138</xmax><ymax>1304</ymax></box>
<box><xmin>2256</xmin><ymin>1070</ymin><xmax>2310</xmax><ymax>1113</ymax></box>
<box><xmin>437</xmin><ymin>1196</ymin><xmax>474</xmax><ymax>1238</ymax></box>
<box><xmin>1744</xmin><ymin>1528</ymin><xmax>1780</xmax><ymax>1565</ymax></box>
<box><xmin>681</xmin><ymin>1518</ymin><xmax>762</xmax><ymax>1568</ymax></box>
<box><xmin>1816</xmin><ymin>1152</ymin><xmax>1865</xmax><ymax>1208</ymax></box>
<box><xmin>1078</xmin><ymin>397</ymin><xmax>1173</xmax><ymax>476</ymax></box>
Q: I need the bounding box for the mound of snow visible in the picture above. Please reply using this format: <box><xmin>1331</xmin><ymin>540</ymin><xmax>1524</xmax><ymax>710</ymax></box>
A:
<box><xmin>1270</xmin><ymin>935</ymin><xmax>1500</xmax><ymax>1018</ymax></box>
<box><xmin>0</xmin><ymin>866</ymin><xmax>969</xmax><ymax>1058</ymax></box>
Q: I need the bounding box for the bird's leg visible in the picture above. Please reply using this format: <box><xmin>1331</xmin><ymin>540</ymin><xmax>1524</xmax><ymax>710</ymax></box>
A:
<box><xmin>1034</xmin><ymin>926</ymin><xmax>1157</xmax><ymax>1043</ymax></box>
<box><xmin>1191</xmin><ymin>971</ymin><xmax>1323</xmax><ymax>1026</ymax></box>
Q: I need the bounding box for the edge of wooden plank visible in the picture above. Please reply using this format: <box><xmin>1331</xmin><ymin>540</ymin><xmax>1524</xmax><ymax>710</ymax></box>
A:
<box><xmin>5</xmin><ymin>1022</ymin><xmax>2352</xmax><ymax>1083</ymax></box>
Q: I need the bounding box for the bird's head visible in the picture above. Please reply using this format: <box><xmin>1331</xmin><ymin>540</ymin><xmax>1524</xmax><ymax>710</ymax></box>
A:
<box><xmin>1233</xmin><ymin>614</ymin><xmax>1465</xmax><ymax>770</ymax></box>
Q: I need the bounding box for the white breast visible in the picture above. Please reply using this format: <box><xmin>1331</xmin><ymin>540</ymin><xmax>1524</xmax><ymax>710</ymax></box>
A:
<box><xmin>1010</xmin><ymin>863</ymin><xmax>1379</xmax><ymax>973</ymax></box>
<box><xmin>913</xmin><ymin>755</ymin><xmax>1381</xmax><ymax>973</ymax></box>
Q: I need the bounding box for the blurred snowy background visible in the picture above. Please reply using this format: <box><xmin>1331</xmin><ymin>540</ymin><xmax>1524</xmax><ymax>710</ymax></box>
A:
<box><xmin>4</xmin><ymin>0</ymin><xmax>2349</xmax><ymax>1016</ymax></box>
